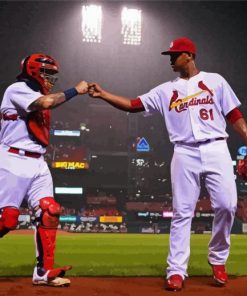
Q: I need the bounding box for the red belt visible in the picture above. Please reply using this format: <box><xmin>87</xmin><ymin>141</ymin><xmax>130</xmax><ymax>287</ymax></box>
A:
<box><xmin>2</xmin><ymin>114</ymin><xmax>18</xmax><ymax>121</ymax></box>
<box><xmin>8</xmin><ymin>147</ymin><xmax>41</xmax><ymax>158</ymax></box>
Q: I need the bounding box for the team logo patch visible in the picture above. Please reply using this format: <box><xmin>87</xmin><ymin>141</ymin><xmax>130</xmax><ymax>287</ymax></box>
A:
<box><xmin>169</xmin><ymin>81</ymin><xmax>214</xmax><ymax>112</ymax></box>
<box><xmin>169</xmin><ymin>42</ymin><xmax>173</xmax><ymax>48</ymax></box>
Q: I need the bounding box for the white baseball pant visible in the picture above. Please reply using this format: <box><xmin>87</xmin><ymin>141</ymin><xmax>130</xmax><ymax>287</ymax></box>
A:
<box><xmin>166</xmin><ymin>139</ymin><xmax>237</xmax><ymax>279</ymax></box>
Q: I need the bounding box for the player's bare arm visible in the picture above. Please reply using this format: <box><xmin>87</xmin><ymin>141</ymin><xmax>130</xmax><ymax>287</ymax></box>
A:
<box><xmin>88</xmin><ymin>82</ymin><xmax>144</xmax><ymax>113</ymax></box>
<box><xmin>30</xmin><ymin>81</ymin><xmax>88</xmax><ymax>110</ymax></box>
<box><xmin>231</xmin><ymin>118</ymin><xmax>247</xmax><ymax>145</ymax></box>
<box><xmin>226</xmin><ymin>108</ymin><xmax>247</xmax><ymax>145</ymax></box>
<box><xmin>88</xmin><ymin>82</ymin><xmax>132</xmax><ymax>110</ymax></box>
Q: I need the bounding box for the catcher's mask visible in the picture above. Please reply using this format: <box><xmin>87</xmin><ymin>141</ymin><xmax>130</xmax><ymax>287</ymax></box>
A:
<box><xmin>18</xmin><ymin>53</ymin><xmax>59</xmax><ymax>95</ymax></box>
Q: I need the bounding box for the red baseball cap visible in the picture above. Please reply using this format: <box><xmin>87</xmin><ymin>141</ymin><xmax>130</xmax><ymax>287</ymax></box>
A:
<box><xmin>161</xmin><ymin>37</ymin><xmax>196</xmax><ymax>55</ymax></box>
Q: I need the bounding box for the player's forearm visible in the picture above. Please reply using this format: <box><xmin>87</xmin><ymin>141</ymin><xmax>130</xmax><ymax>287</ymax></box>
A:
<box><xmin>32</xmin><ymin>93</ymin><xmax>67</xmax><ymax>110</ymax></box>
<box><xmin>100</xmin><ymin>90</ymin><xmax>132</xmax><ymax>111</ymax></box>
<box><xmin>30</xmin><ymin>88</ymin><xmax>79</xmax><ymax>110</ymax></box>
<box><xmin>232</xmin><ymin>118</ymin><xmax>247</xmax><ymax>145</ymax></box>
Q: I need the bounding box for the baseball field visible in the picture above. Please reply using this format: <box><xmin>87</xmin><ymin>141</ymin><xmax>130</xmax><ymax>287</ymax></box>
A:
<box><xmin>0</xmin><ymin>232</ymin><xmax>247</xmax><ymax>296</ymax></box>
<box><xmin>0</xmin><ymin>232</ymin><xmax>246</xmax><ymax>277</ymax></box>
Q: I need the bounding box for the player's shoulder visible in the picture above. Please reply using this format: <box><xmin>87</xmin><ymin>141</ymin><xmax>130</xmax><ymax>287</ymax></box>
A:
<box><xmin>153</xmin><ymin>79</ymin><xmax>174</xmax><ymax>91</ymax></box>
<box><xmin>5</xmin><ymin>81</ymin><xmax>30</xmax><ymax>93</ymax></box>
<box><xmin>201</xmin><ymin>71</ymin><xmax>225</xmax><ymax>81</ymax></box>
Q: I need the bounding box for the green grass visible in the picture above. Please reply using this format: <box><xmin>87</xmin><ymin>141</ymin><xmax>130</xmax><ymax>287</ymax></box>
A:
<box><xmin>0</xmin><ymin>233</ymin><xmax>246</xmax><ymax>276</ymax></box>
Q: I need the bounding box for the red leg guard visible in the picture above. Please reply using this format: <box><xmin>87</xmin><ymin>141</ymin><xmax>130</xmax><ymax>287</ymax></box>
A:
<box><xmin>0</xmin><ymin>207</ymin><xmax>20</xmax><ymax>238</ymax></box>
<box><xmin>37</xmin><ymin>227</ymin><xmax>57</xmax><ymax>270</ymax></box>
<box><xmin>35</xmin><ymin>197</ymin><xmax>61</xmax><ymax>271</ymax></box>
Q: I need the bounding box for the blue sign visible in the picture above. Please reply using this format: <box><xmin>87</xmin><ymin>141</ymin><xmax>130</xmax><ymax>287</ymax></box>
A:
<box><xmin>137</xmin><ymin>137</ymin><xmax>150</xmax><ymax>152</ymax></box>
<box><xmin>238</xmin><ymin>146</ymin><xmax>247</xmax><ymax>156</ymax></box>
<box><xmin>59</xmin><ymin>216</ymin><xmax>77</xmax><ymax>222</ymax></box>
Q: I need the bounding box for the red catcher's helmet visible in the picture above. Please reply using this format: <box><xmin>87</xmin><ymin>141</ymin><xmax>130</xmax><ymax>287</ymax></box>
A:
<box><xmin>21</xmin><ymin>53</ymin><xmax>59</xmax><ymax>95</ymax></box>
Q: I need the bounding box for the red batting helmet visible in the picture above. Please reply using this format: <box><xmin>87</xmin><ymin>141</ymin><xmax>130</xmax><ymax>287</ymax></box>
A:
<box><xmin>20</xmin><ymin>53</ymin><xmax>59</xmax><ymax>95</ymax></box>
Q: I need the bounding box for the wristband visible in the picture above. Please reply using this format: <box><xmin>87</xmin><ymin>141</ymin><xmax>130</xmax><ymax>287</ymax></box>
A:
<box><xmin>64</xmin><ymin>88</ymin><xmax>78</xmax><ymax>101</ymax></box>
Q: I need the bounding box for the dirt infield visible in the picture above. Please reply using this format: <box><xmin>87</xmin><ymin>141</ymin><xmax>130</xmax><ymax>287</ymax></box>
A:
<box><xmin>0</xmin><ymin>276</ymin><xmax>246</xmax><ymax>296</ymax></box>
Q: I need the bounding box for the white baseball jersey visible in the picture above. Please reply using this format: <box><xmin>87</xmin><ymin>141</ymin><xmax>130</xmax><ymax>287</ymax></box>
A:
<box><xmin>139</xmin><ymin>71</ymin><xmax>241</xmax><ymax>143</ymax></box>
<box><xmin>139</xmin><ymin>71</ymin><xmax>239</xmax><ymax>279</ymax></box>
<box><xmin>0</xmin><ymin>81</ymin><xmax>53</xmax><ymax>210</ymax></box>
<box><xmin>0</xmin><ymin>81</ymin><xmax>46</xmax><ymax>154</ymax></box>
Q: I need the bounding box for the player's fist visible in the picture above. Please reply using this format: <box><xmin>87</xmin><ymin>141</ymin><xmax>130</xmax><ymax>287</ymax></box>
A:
<box><xmin>75</xmin><ymin>81</ymin><xmax>88</xmax><ymax>94</ymax></box>
<box><xmin>237</xmin><ymin>155</ymin><xmax>247</xmax><ymax>180</ymax></box>
<box><xmin>88</xmin><ymin>82</ymin><xmax>105</xmax><ymax>98</ymax></box>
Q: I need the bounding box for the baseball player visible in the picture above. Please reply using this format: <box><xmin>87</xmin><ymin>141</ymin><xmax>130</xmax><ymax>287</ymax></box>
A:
<box><xmin>88</xmin><ymin>37</ymin><xmax>247</xmax><ymax>291</ymax></box>
<box><xmin>0</xmin><ymin>53</ymin><xmax>88</xmax><ymax>287</ymax></box>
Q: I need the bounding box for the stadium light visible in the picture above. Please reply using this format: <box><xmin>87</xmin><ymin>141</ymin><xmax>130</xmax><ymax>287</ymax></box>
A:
<box><xmin>121</xmin><ymin>7</ymin><xmax>142</xmax><ymax>45</ymax></box>
<box><xmin>81</xmin><ymin>5</ymin><xmax>102</xmax><ymax>43</ymax></box>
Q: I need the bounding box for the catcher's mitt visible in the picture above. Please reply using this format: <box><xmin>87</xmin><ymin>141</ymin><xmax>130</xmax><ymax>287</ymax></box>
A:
<box><xmin>237</xmin><ymin>156</ymin><xmax>247</xmax><ymax>180</ymax></box>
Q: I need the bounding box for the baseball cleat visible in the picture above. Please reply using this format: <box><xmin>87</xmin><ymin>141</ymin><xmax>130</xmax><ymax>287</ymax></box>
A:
<box><xmin>166</xmin><ymin>274</ymin><xmax>184</xmax><ymax>291</ymax></box>
<box><xmin>209</xmin><ymin>263</ymin><xmax>228</xmax><ymax>285</ymax></box>
<box><xmin>32</xmin><ymin>276</ymin><xmax>70</xmax><ymax>287</ymax></box>
<box><xmin>47</xmin><ymin>265</ymin><xmax>72</xmax><ymax>279</ymax></box>
<box><xmin>32</xmin><ymin>266</ymin><xmax>71</xmax><ymax>287</ymax></box>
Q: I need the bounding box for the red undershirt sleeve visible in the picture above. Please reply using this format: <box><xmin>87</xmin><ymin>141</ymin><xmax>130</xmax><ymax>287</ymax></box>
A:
<box><xmin>130</xmin><ymin>98</ymin><xmax>145</xmax><ymax>111</ymax></box>
<box><xmin>226</xmin><ymin>107</ymin><xmax>243</xmax><ymax>124</ymax></box>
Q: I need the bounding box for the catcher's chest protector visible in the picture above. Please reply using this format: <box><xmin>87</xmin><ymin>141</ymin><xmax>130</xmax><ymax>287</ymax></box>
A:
<box><xmin>26</xmin><ymin>110</ymin><xmax>50</xmax><ymax>146</ymax></box>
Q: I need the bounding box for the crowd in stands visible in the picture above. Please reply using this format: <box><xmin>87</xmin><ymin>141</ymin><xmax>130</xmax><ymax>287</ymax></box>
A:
<box><xmin>195</xmin><ymin>196</ymin><xmax>212</xmax><ymax>212</ymax></box>
<box><xmin>126</xmin><ymin>201</ymin><xmax>172</xmax><ymax>212</ymax></box>
<box><xmin>61</xmin><ymin>207</ymin><xmax>78</xmax><ymax>216</ymax></box>
<box><xmin>51</xmin><ymin>120</ymin><xmax>79</xmax><ymax>130</ymax></box>
<box><xmin>45</xmin><ymin>143</ymin><xmax>88</xmax><ymax>164</ymax></box>
<box><xmin>19</xmin><ymin>195</ymin><xmax>247</xmax><ymax>219</ymax></box>
<box><xmin>17</xmin><ymin>193</ymin><xmax>247</xmax><ymax>235</ymax></box>
<box><xmin>49</xmin><ymin>113</ymin><xmax>129</xmax><ymax>154</ymax></box>
<box><xmin>63</xmin><ymin>222</ymin><xmax>127</xmax><ymax>233</ymax></box>
<box><xmin>86</xmin><ymin>195</ymin><xmax>117</xmax><ymax>205</ymax></box>
<box><xmin>19</xmin><ymin>206</ymin><xmax>121</xmax><ymax>217</ymax></box>
<box><xmin>82</xmin><ymin>207</ymin><xmax>120</xmax><ymax>217</ymax></box>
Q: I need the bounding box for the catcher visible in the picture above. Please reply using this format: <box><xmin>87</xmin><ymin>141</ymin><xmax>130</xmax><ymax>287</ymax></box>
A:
<box><xmin>0</xmin><ymin>53</ymin><xmax>88</xmax><ymax>286</ymax></box>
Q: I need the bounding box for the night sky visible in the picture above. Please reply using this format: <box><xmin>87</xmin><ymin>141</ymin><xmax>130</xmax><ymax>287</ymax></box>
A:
<box><xmin>0</xmin><ymin>0</ymin><xmax>246</xmax><ymax>171</ymax></box>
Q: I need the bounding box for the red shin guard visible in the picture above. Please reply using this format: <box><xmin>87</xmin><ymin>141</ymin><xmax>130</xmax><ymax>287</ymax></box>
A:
<box><xmin>36</xmin><ymin>226</ymin><xmax>57</xmax><ymax>270</ymax></box>
<box><xmin>35</xmin><ymin>197</ymin><xmax>61</xmax><ymax>271</ymax></box>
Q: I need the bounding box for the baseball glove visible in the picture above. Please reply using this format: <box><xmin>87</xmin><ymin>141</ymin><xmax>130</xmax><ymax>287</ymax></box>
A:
<box><xmin>237</xmin><ymin>156</ymin><xmax>247</xmax><ymax>180</ymax></box>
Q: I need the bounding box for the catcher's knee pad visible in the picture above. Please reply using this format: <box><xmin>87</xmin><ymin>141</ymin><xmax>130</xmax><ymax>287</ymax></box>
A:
<box><xmin>39</xmin><ymin>197</ymin><xmax>61</xmax><ymax>228</ymax></box>
<box><xmin>0</xmin><ymin>207</ymin><xmax>20</xmax><ymax>238</ymax></box>
<box><xmin>34</xmin><ymin>197</ymin><xmax>61</xmax><ymax>271</ymax></box>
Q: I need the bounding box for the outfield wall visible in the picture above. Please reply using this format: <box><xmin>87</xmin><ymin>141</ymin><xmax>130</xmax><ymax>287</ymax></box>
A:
<box><xmin>17</xmin><ymin>214</ymin><xmax>244</xmax><ymax>234</ymax></box>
